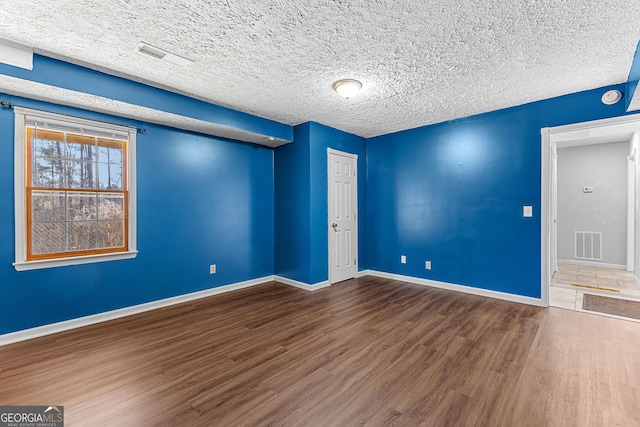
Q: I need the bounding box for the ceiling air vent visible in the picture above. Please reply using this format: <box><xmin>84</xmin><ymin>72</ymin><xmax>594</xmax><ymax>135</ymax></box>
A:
<box><xmin>137</xmin><ymin>42</ymin><xmax>193</xmax><ymax>67</ymax></box>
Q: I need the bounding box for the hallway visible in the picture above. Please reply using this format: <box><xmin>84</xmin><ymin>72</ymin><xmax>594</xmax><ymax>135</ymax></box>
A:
<box><xmin>550</xmin><ymin>263</ymin><xmax>640</xmax><ymax>322</ymax></box>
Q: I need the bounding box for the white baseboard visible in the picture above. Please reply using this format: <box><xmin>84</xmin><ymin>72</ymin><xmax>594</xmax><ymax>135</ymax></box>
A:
<box><xmin>356</xmin><ymin>269</ymin><xmax>372</xmax><ymax>278</ymax></box>
<box><xmin>558</xmin><ymin>259</ymin><xmax>627</xmax><ymax>270</ymax></box>
<box><xmin>366</xmin><ymin>270</ymin><xmax>545</xmax><ymax>307</ymax></box>
<box><xmin>274</xmin><ymin>275</ymin><xmax>330</xmax><ymax>291</ymax></box>
<box><xmin>0</xmin><ymin>275</ymin><xmax>275</xmax><ymax>347</ymax></box>
<box><xmin>0</xmin><ymin>269</ymin><xmax>545</xmax><ymax>347</ymax></box>
<box><xmin>274</xmin><ymin>270</ymin><xmax>371</xmax><ymax>289</ymax></box>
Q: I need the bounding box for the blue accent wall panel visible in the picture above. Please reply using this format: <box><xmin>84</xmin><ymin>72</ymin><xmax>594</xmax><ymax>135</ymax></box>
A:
<box><xmin>308</xmin><ymin>122</ymin><xmax>367</xmax><ymax>283</ymax></box>
<box><xmin>274</xmin><ymin>122</ymin><xmax>366</xmax><ymax>285</ymax></box>
<box><xmin>367</xmin><ymin>84</ymin><xmax>630</xmax><ymax>298</ymax></box>
<box><xmin>0</xmin><ymin>95</ymin><xmax>274</xmax><ymax>335</ymax></box>
<box><xmin>626</xmin><ymin>40</ymin><xmax>640</xmax><ymax>111</ymax></box>
<box><xmin>274</xmin><ymin>123</ymin><xmax>312</xmax><ymax>283</ymax></box>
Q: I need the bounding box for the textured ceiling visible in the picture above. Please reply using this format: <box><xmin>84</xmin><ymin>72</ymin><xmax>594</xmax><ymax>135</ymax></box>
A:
<box><xmin>1</xmin><ymin>0</ymin><xmax>640</xmax><ymax>138</ymax></box>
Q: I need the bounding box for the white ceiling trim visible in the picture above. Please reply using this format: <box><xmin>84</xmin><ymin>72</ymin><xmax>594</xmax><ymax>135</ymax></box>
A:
<box><xmin>0</xmin><ymin>37</ymin><xmax>33</xmax><ymax>70</ymax></box>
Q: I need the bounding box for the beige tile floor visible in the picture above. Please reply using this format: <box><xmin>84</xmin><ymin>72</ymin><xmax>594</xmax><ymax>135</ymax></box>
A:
<box><xmin>549</xmin><ymin>263</ymin><xmax>640</xmax><ymax>322</ymax></box>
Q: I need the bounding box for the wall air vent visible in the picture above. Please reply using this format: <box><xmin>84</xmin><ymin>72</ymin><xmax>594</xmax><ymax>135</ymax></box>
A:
<box><xmin>575</xmin><ymin>231</ymin><xmax>603</xmax><ymax>261</ymax></box>
<box><xmin>137</xmin><ymin>42</ymin><xmax>193</xmax><ymax>67</ymax></box>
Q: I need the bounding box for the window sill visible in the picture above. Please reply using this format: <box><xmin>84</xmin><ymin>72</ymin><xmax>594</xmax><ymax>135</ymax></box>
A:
<box><xmin>13</xmin><ymin>251</ymin><xmax>138</xmax><ymax>271</ymax></box>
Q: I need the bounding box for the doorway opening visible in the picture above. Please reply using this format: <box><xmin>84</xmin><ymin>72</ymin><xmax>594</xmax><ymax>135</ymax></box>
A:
<box><xmin>542</xmin><ymin>114</ymin><xmax>640</xmax><ymax>313</ymax></box>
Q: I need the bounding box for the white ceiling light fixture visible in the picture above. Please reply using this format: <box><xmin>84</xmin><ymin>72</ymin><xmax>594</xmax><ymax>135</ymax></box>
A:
<box><xmin>332</xmin><ymin>79</ymin><xmax>362</xmax><ymax>99</ymax></box>
<box><xmin>601</xmin><ymin>89</ymin><xmax>622</xmax><ymax>105</ymax></box>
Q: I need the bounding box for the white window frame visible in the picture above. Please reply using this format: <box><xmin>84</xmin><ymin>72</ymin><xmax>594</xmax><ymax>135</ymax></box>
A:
<box><xmin>13</xmin><ymin>107</ymin><xmax>138</xmax><ymax>271</ymax></box>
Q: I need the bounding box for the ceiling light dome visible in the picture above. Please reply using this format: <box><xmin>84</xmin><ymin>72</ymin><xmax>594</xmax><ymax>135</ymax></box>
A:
<box><xmin>332</xmin><ymin>79</ymin><xmax>362</xmax><ymax>99</ymax></box>
<box><xmin>601</xmin><ymin>89</ymin><xmax>622</xmax><ymax>105</ymax></box>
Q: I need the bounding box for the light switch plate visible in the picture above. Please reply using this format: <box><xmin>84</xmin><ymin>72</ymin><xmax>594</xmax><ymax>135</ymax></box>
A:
<box><xmin>523</xmin><ymin>206</ymin><xmax>533</xmax><ymax>217</ymax></box>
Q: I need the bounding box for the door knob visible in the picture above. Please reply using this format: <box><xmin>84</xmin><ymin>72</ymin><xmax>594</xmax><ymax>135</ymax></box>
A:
<box><xmin>331</xmin><ymin>223</ymin><xmax>337</xmax><ymax>228</ymax></box>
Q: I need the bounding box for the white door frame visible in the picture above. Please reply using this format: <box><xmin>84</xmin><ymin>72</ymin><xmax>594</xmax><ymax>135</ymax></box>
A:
<box><xmin>550</xmin><ymin>142</ymin><xmax>558</xmax><ymax>276</ymax></box>
<box><xmin>541</xmin><ymin>113</ymin><xmax>640</xmax><ymax>305</ymax></box>
<box><xmin>627</xmin><ymin>144</ymin><xmax>636</xmax><ymax>271</ymax></box>
<box><xmin>327</xmin><ymin>148</ymin><xmax>358</xmax><ymax>285</ymax></box>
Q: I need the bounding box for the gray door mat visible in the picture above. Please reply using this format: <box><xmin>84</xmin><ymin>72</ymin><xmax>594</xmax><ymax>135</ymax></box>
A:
<box><xmin>582</xmin><ymin>293</ymin><xmax>640</xmax><ymax>320</ymax></box>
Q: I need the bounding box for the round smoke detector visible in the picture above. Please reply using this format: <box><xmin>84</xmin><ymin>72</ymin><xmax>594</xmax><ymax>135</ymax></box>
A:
<box><xmin>601</xmin><ymin>89</ymin><xmax>622</xmax><ymax>105</ymax></box>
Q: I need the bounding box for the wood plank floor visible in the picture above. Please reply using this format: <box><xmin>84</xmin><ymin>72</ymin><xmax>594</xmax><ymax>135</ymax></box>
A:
<box><xmin>1</xmin><ymin>276</ymin><xmax>639</xmax><ymax>426</ymax></box>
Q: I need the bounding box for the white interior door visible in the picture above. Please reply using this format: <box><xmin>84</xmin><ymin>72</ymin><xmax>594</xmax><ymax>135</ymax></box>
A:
<box><xmin>550</xmin><ymin>142</ymin><xmax>558</xmax><ymax>275</ymax></box>
<box><xmin>328</xmin><ymin>149</ymin><xmax>358</xmax><ymax>284</ymax></box>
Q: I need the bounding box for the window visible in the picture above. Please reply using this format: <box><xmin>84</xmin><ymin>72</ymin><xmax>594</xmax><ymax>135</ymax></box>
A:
<box><xmin>14</xmin><ymin>107</ymin><xmax>137</xmax><ymax>271</ymax></box>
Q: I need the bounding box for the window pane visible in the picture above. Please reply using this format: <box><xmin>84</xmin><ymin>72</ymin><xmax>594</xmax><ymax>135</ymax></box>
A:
<box><xmin>97</xmin><ymin>139</ymin><xmax>123</xmax><ymax>164</ymax></box>
<box><xmin>98</xmin><ymin>163</ymin><xmax>123</xmax><ymax>190</ymax></box>
<box><xmin>32</xmin><ymin>222</ymin><xmax>65</xmax><ymax>254</ymax></box>
<box><xmin>33</xmin><ymin>156</ymin><xmax>65</xmax><ymax>188</ymax></box>
<box><xmin>68</xmin><ymin>193</ymin><xmax>97</xmax><ymax>221</ymax></box>
<box><xmin>98</xmin><ymin>221</ymin><xmax>124</xmax><ymax>248</ymax></box>
<box><xmin>68</xmin><ymin>221</ymin><xmax>97</xmax><ymax>251</ymax></box>
<box><xmin>66</xmin><ymin>134</ymin><xmax>96</xmax><ymax>160</ymax></box>
<box><xmin>32</xmin><ymin>191</ymin><xmax>65</xmax><ymax>221</ymax></box>
<box><xmin>67</xmin><ymin>160</ymin><xmax>97</xmax><ymax>189</ymax></box>
<box><xmin>98</xmin><ymin>194</ymin><xmax>124</xmax><ymax>220</ymax></box>
<box><xmin>32</xmin><ymin>138</ymin><xmax>64</xmax><ymax>160</ymax></box>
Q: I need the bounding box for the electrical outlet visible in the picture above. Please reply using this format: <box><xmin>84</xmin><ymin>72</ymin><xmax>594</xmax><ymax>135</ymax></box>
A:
<box><xmin>425</xmin><ymin>261</ymin><xmax>431</xmax><ymax>270</ymax></box>
<box><xmin>401</xmin><ymin>255</ymin><xmax>406</xmax><ymax>264</ymax></box>
<box><xmin>209</xmin><ymin>264</ymin><xmax>216</xmax><ymax>274</ymax></box>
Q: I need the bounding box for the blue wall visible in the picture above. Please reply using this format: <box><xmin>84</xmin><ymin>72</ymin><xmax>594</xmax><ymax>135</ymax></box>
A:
<box><xmin>308</xmin><ymin>122</ymin><xmax>367</xmax><ymax>283</ymax></box>
<box><xmin>274</xmin><ymin>123</ymin><xmax>313</xmax><ymax>283</ymax></box>
<box><xmin>367</xmin><ymin>84</ymin><xmax>630</xmax><ymax>298</ymax></box>
<box><xmin>1</xmin><ymin>50</ymin><xmax>637</xmax><ymax>336</ymax></box>
<box><xmin>627</xmin><ymin>40</ymin><xmax>640</xmax><ymax>112</ymax></box>
<box><xmin>274</xmin><ymin>122</ymin><xmax>366</xmax><ymax>285</ymax></box>
<box><xmin>0</xmin><ymin>94</ymin><xmax>274</xmax><ymax>335</ymax></box>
